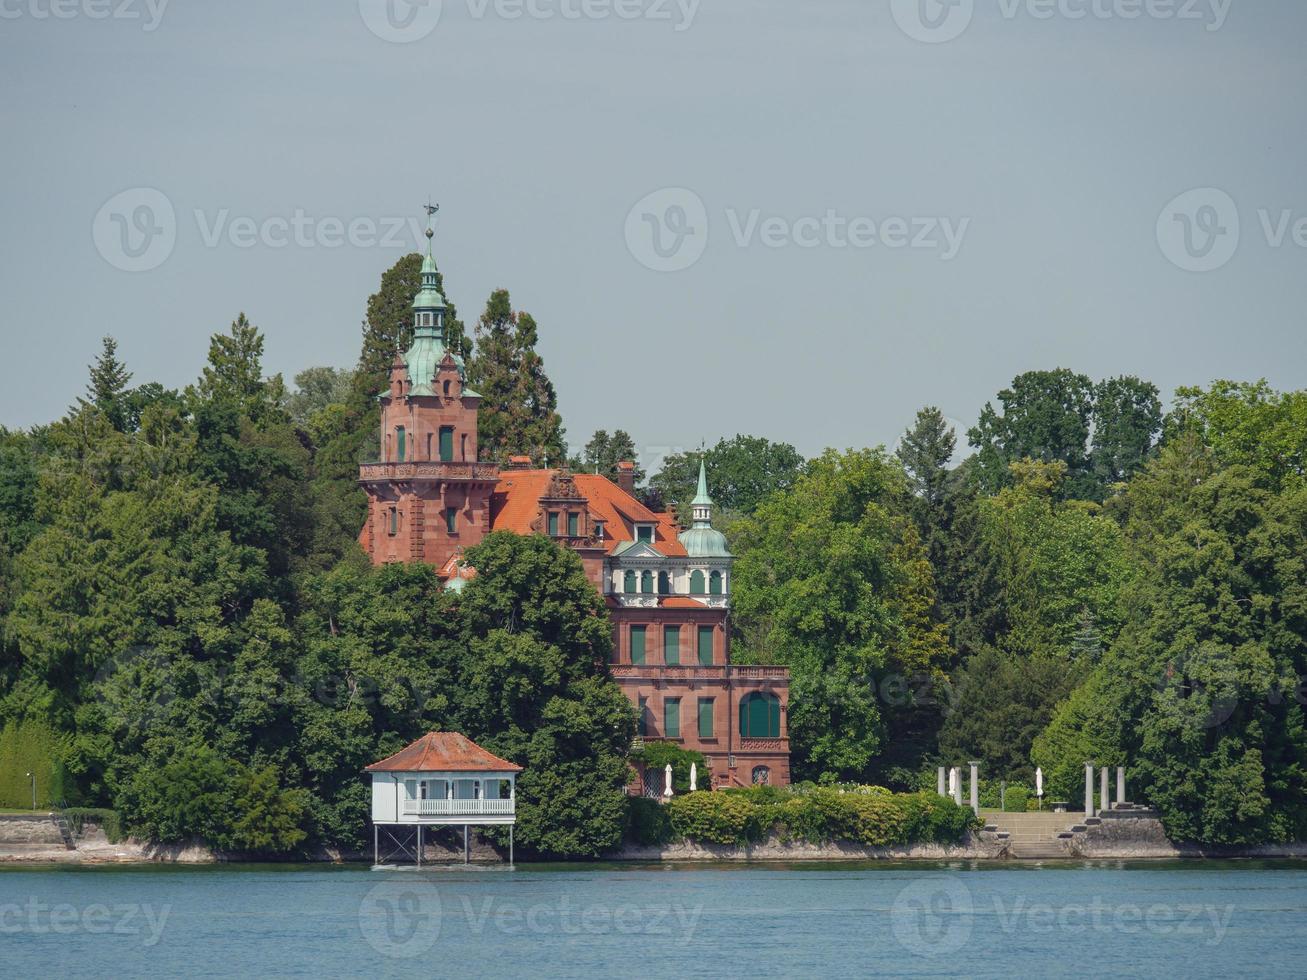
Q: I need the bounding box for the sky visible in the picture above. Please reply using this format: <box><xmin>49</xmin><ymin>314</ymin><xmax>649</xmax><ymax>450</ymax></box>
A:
<box><xmin>2</xmin><ymin>0</ymin><xmax>1305</xmax><ymax>472</ymax></box>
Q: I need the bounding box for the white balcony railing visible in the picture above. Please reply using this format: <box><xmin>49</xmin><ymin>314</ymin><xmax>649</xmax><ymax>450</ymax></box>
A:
<box><xmin>401</xmin><ymin>798</ymin><xmax>515</xmax><ymax>816</ymax></box>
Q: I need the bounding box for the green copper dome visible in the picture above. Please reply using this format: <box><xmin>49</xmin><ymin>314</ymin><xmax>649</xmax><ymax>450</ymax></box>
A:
<box><xmin>679</xmin><ymin>461</ymin><xmax>732</xmax><ymax>558</ymax></box>
<box><xmin>401</xmin><ymin>237</ymin><xmax>477</xmax><ymax>397</ymax></box>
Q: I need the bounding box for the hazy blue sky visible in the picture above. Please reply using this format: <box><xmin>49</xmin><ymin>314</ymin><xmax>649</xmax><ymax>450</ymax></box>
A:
<box><xmin>3</xmin><ymin>0</ymin><xmax>1304</xmax><ymax>468</ymax></box>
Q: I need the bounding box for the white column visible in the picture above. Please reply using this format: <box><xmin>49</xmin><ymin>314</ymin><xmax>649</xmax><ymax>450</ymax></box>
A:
<box><xmin>1084</xmin><ymin>762</ymin><xmax>1094</xmax><ymax>816</ymax></box>
<box><xmin>1100</xmin><ymin>766</ymin><xmax>1110</xmax><ymax>815</ymax></box>
<box><xmin>969</xmin><ymin>761</ymin><xmax>980</xmax><ymax>816</ymax></box>
<box><xmin>951</xmin><ymin>768</ymin><xmax>962</xmax><ymax>806</ymax></box>
<box><xmin>937</xmin><ymin>767</ymin><xmax>947</xmax><ymax>797</ymax></box>
<box><xmin>1116</xmin><ymin>767</ymin><xmax>1126</xmax><ymax>806</ymax></box>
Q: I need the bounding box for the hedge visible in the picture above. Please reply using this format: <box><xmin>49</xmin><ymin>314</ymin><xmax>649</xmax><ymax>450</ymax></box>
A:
<box><xmin>62</xmin><ymin>808</ymin><xmax>123</xmax><ymax>843</ymax></box>
<box><xmin>645</xmin><ymin>786</ymin><xmax>979</xmax><ymax>848</ymax></box>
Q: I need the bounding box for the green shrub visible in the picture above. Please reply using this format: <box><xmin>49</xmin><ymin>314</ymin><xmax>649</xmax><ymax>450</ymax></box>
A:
<box><xmin>667</xmin><ymin>791</ymin><xmax>764</xmax><ymax>845</ymax></box>
<box><xmin>0</xmin><ymin>718</ymin><xmax>70</xmax><ymax>809</ymax></box>
<box><xmin>630</xmin><ymin>742</ymin><xmax>707</xmax><ymax>795</ymax></box>
<box><xmin>625</xmin><ymin>797</ymin><xmax>673</xmax><ymax>846</ymax></box>
<box><xmin>61</xmin><ymin>807</ymin><xmax>123</xmax><ymax>843</ymax></box>
<box><xmin>899</xmin><ymin>792</ymin><xmax>981</xmax><ymax>843</ymax></box>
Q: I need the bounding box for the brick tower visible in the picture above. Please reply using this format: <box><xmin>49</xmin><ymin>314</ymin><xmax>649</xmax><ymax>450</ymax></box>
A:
<box><xmin>358</xmin><ymin>225</ymin><xmax>500</xmax><ymax>566</ymax></box>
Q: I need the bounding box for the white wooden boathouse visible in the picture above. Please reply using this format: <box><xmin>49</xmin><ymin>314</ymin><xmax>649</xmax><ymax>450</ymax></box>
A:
<box><xmin>366</xmin><ymin>732</ymin><xmax>522</xmax><ymax>867</ymax></box>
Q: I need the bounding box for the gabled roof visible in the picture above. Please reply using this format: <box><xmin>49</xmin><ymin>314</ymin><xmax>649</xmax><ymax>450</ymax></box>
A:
<box><xmin>489</xmin><ymin>470</ymin><xmax>687</xmax><ymax>557</ymax></box>
<box><xmin>364</xmin><ymin>732</ymin><xmax>522</xmax><ymax>773</ymax></box>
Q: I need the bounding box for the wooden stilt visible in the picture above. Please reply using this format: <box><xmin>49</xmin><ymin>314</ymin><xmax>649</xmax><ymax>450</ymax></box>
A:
<box><xmin>463</xmin><ymin>824</ymin><xmax>469</xmax><ymax>864</ymax></box>
<box><xmin>509</xmin><ymin>826</ymin><xmax>514</xmax><ymax>869</ymax></box>
<box><xmin>417</xmin><ymin>825</ymin><xmax>422</xmax><ymax>868</ymax></box>
<box><xmin>374</xmin><ymin>824</ymin><xmax>378</xmax><ymax>867</ymax></box>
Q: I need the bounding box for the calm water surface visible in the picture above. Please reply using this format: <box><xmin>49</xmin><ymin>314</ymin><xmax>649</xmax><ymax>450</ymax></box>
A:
<box><xmin>2</xmin><ymin>860</ymin><xmax>1306</xmax><ymax>977</ymax></box>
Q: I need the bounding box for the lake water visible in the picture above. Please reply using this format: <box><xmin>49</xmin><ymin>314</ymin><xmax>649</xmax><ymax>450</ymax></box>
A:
<box><xmin>3</xmin><ymin>860</ymin><xmax>1306</xmax><ymax>977</ymax></box>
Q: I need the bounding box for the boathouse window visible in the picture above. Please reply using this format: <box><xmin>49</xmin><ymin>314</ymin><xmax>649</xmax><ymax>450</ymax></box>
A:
<box><xmin>664</xmin><ymin>626</ymin><xmax>681</xmax><ymax>665</ymax></box>
<box><xmin>641</xmin><ymin>570</ymin><xmax>654</xmax><ymax>594</ymax></box>
<box><xmin>752</xmin><ymin>766</ymin><xmax>771</xmax><ymax>786</ymax></box>
<box><xmin>709</xmin><ymin>570</ymin><xmax>723</xmax><ymax>595</ymax></box>
<box><xmin>439</xmin><ymin>426</ymin><xmax>454</xmax><ymax>462</ymax></box>
<box><xmin>690</xmin><ymin>570</ymin><xmax>706</xmax><ymax>594</ymax></box>
<box><xmin>636</xmin><ymin>524</ymin><xmax>654</xmax><ymax>543</ymax></box>
<box><xmin>547</xmin><ymin>511</ymin><xmax>559</xmax><ymax>536</ymax></box>
<box><xmin>443</xmin><ymin>380</ymin><xmax>451</xmax><ymax>396</ymax></box>
<box><xmin>568</xmin><ymin>512</ymin><xmax>579</xmax><ymax>537</ymax></box>
<box><xmin>624</xmin><ymin>570</ymin><xmax>637</xmax><ymax>593</ymax></box>
<box><xmin>698</xmin><ymin>697</ymin><xmax>714</xmax><ymax>739</ymax></box>
<box><xmin>638</xmin><ymin>697</ymin><xmax>648</xmax><ymax>737</ymax></box>
<box><xmin>445</xmin><ymin>507</ymin><xmax>458</xmax><ymax>534</ymax></box>
<box><xmin>664</xmin><ymin>698</ymin><xmax>681</xmax><ymax>739</ymax></box>
<box><xmin>698</xmin><ymin>626</ymin><xmax>713</xmax><ymax>665</ymax></box>
<box><xmin>395</xmin><ymin>426</ymin><xmax>407</xmax><ymax>462</ymax></box>
<box><xmin>388</xmin><ymin>507</ymin><xmax>398</xmax><ymax>536</ymax></box>
<box><xmin>739</xmin><ymin>692</ymin><xmax>782</xmax><ymax>739</ymax></box>
<box><xmin>658</xmin><ymin>571</ymin><xmax>671</xmax><ymax>595</ymax></box>
<box><xmin>630</xmin><ymin>625</ymin><xmax>646</xmax><ymax>665</ymax></box>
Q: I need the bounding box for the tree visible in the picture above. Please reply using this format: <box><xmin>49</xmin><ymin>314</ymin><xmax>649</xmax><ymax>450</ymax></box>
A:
<box><xmin>82</xmin><ymin>337</ymin><xmax>133</xmax><ymax>432</ymax></box>
<box><xmin>1089</xmin><ymin>376</ymin><xmax>1162</xmax><ymax>489</ymax></box>
<box><xmin>897</xmin><ymin>407</ymin><xmax>956</xmax><ymax>506</ymax></box>
<box><xmin>651</xmin><ymin>436</ymin><xmax>805</xmax><ymax>524</ymax></box>
<box><xmin>287</xmin><ymin>367</ymin><xmax>354</xmax><ymax>425</ymax></box>
<box><xmin>968</xmin><ymin>369</ymin><xmax>1095</xmax><ymax>498</ymax></box>
<box><xmin>354</xmin><ymin>253</ymin><xmax>469</xmax><ymax>407</ymax></box>
<box><xmin>729</xmin><ymin>449</ymin><xmax>952</xmax><ymax>782</ymax></box>
<box><xmin>572</xmin><ymin>430</ymin><xmax>643</xmax><ymax>483</ymax></box>
<box><xmin>466</xmin><ymin>290</ymin><xmax>565</xmax><ymax>465</ymax></box>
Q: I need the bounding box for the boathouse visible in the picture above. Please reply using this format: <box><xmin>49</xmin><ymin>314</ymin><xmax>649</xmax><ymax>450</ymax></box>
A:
<box><xmin>365</xmin><ymin>732</ymin><xmax>522</xmax><ymax>866</ymax></box>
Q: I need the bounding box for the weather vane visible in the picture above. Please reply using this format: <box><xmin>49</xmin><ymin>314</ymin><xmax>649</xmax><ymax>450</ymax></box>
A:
<box><xmin>424</xmin><ymin>200</ymin><xmax>439</xmax><ymax>242</ymax></box>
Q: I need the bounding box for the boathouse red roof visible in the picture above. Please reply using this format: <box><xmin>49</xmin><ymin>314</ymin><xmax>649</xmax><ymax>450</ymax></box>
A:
<box><xmin>364</xmin><ymin>732</ymin><xmax>522</xmax><ymax>773</ymax></box>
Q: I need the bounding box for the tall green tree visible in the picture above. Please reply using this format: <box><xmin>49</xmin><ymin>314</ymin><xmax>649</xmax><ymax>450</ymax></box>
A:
<box><xmin>1090</xmin><ymin>375</ymin><xmax>1162</xmax><ymax>489</ymax></box>
<box><xmin>81</xmin><ymin>336</ymin><xmax>133</xmax><ymax>432</ymax></box>
<box><xmin>651</xmin><ymin>436</ymin><xmax>805</xmax><ymax>524</ymax></box>
<box><xmin>467</xmin><ymin>289</ymin><xmax>566</xmax><ymax>465</ymax></box>
<box><xmin>968</xmin><ymin>369</ymin><xmax>1095</xmax><ymax>498</ymax></box>
<box><xmin>572</xmin><ymin>430</ymin><xmax>643</xmax><ymax>483</ymax></box>
<box><xmin>897</xmin><ymin>407</ymin><xmax>956</xmax><ymax>506</ymax></box>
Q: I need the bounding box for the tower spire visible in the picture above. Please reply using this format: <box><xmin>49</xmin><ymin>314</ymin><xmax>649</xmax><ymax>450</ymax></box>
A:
<box><xmin>691</xmin><ymin>460</ymin><xmax>713</xmax><ymax>525</ymax></box>
<box><xmin>413</xmin><ymin>201</ymin><xmax>447</xmax><ymax>338</ymax></box>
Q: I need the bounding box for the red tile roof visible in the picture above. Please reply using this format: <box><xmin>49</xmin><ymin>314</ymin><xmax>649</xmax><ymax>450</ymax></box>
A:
<box><xmin>489</xmin><ymin>469</ymin><xmax>686</xmax><ymax>556</ymax></box>
<box><xmin>364</xmin><ymin>732</ymin><xmax>522</xmax><ymax>773</ymax></box>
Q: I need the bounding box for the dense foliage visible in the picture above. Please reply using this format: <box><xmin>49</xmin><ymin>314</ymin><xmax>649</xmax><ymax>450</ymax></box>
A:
<box><xmin>0</xmin><ymin>245</ymin><xmax>1302</xmax><ymax>852</ymax></box>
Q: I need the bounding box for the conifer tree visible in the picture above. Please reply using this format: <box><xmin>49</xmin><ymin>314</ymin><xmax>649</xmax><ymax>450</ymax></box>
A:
<box><xmin>467</xmin><ymin>289</ymin><xmax>565</xmax><ymax>465</ymax></box>
<box><xmin>83</xmin><ymin>336</ymin><xmax>133</xmax><ymax>432</ymax></box>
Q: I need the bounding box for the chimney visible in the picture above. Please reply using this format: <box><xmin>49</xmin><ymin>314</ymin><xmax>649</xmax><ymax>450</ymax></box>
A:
<box><xmin>616</xmin><ymin>460</ymin><xmax>635</xmax><ymax>494</ymax></box>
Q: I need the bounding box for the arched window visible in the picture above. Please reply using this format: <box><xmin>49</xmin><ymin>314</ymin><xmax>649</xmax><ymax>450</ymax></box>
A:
<box><xmin>739</xmin><ymin>693</ymin><xmax>781</xmax><ymax>739</ymax></box>
<box><xmin>641</xmin><ymin>570</ymin><xmax>654</xmax><ymax>594</ymax></box>
<box><xmin>624</xmin><ymin>570</ymin><xmax>637</xmax><ymax>594</ymax></box>
<box><xmin>709</xmin><ymin>570</ymin><xmax>722</xmax><ymax>595</ymax></box>
<box><xmin>752</xmin><ymin>766</ymin><xmax>771</xmax><ymax>786</ymax></box>
<box><xmin>657</xmin><ymin>571</ymin><xmax>671</xmax><ymax>595</ymax></box>
<box><xmin>690</xmin><ymin>569</ymin><xmax>706</xmax><ymax>595</ymax></box>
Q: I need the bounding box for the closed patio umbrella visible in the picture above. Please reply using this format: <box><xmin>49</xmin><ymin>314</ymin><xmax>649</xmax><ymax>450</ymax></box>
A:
<box><xmin>664</xmin><ymin>763</ymin><xmax>674</xmax><ymax>797</ymax></box>
<box><xmin>690</xmin><ymin>763</ymin><xmax>698</xmax><ymax>792</ymax></box>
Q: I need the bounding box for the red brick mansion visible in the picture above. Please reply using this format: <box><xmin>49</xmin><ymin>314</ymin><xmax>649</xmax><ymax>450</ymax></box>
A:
<box><xmin>357</xmin><ymin>239</ymin><xmax>791</xmax><ymax>789</ymax></box>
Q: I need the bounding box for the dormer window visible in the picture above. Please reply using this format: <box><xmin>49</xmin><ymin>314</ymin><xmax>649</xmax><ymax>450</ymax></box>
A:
<box><xmin>635</xmin><ymin>524</ymin><xmax>654</xmax><ymax>544</ymax></box>
<box><xmin>595</xmin><ymin>520</ymin><xmax>605</xmax><ymax>541</ymax></box>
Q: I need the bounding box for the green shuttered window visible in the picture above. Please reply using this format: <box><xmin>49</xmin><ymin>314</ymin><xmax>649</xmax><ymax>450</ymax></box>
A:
<box><xmin>739</xmin><ymin>693</ymin><xmax>781</xmax><ymax>739</ymax></box>
<box><xmin>664</xmin><ymin>626</ymin><xmax>680</xmax><ymax>665</ymax></box>
<box><xmin>630</xmin><ymin>626</ymin><xmax>646</xmax><ymax>665</ymax></box>
<box><xmin>439</xmin><ymin>426</ymin><xmax>454</xmax><ymax>461</ymax></box>
<box><xmin>698</xmin><ymin>698</ymin><xmax>714</xmax><ymax>739</ymax></box>
<box><xmin>697</xmin><ymin>626</ymin><xmax>713</xmax><ymax>665</ymax></box>
<box><xmin>665</xmin><ymin>698</ymin><xmax>680</xmax><ymax>739</ymax></box>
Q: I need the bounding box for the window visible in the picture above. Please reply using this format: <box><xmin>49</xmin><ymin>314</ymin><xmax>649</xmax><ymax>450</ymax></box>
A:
<box><xmin>388</xmin><ymin>507</ymin><xmax>398</xmax><ymax>536</ymax></box>
<box><xmin>426</xmin><ymin>433</ymin><xmax>433</xmax><ymax>459</ymax></box>
<box><xmin>443</xmin><ymin>380</ymin><xmax>451</xmax><ymax>396</ymax></box>
<box><xmin>624</xmin><ymin>570</ymin><xmax>637</xmax><ymax>594</ymax></box>
<box><xmin>690</xmin><ymin>570</ymin><xmax>706</xmax><ymax>594</ymax></box>
<box><xmin>698</xmin><ymin>626</ymin><xmax>713</xmax><ymax>665</ymax></box>
<box><xmin>638</xmin><ymin>697</ymin><xmax>648</xmax><ymax>737</ymax></box>
<box><xmin>665</xmin><ymin>698</ymin><xmax>681</xmax><ymax>739</ymax></box>
<box><xmin>739</xmin><ymin>693</ymin><xmax>782</xmax><ymax>739</ymax></box>
<box><xmin>658</xmin><ymin>571</ymin><xmax>671</xmax><ymax>595</ymax></box>
<box><xmin>709</xmin><ymin>570</ymin><xmax>723</xmax><ymax>595</ymax></box>
<box><xmin>395</xmin><ymin>426</ymin><xmax>407</xmax><ymax>462</ymax></box>
<box><xmin>439</xmin><ymin>426</ymin><xmax>454</xmax><ymax>462</ymax></box>
<box><xmin>595</xmin><ymin>520</ymin><xmax>605</xmax><ymax>541</ymax></box>
<box><xmin>568</xmin><ymin>512</ymin><xmax>579</xmax><ymax>537</ymax></box>
<box><xmin>698</xmin><ymin>698</ymin><xmax>715</xmax><ymax>739</ymax></box>
<box><xmin>664</xmin><ymin>626</ymin><xmax>681</xmax><ymax>665</ymax></box>
<box><xmin>752</xmin><ymin>766</ymin><xmax>771</xmax><ymax>786</ymax></box>
<box><xmin>445</xmin><ymin>507</ymin><xmax>458</xmax><ymax>534</ymax></box>
<box><xmin>630</xmin><ymin>626</ymin><xmax>646</xmax><ymax>665</ymax></box>
<box><xmin>641</xmin><ymin>570</ymin><xmax>654</xmax><ymax>594</ymax></box>
<box><xmin>636</xmin><ymin>524</ymin><xmax>654</xmax><ymax>543</ymax></box>
<box><xmin>547</xmin><ymin>511</ymin><xmax>559</xmax><ymax>536</ymax></box>
<box><xmin>460</xmin><ymin>434</ymin><xmax>467</xmax><ymax>460</ymax></box>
